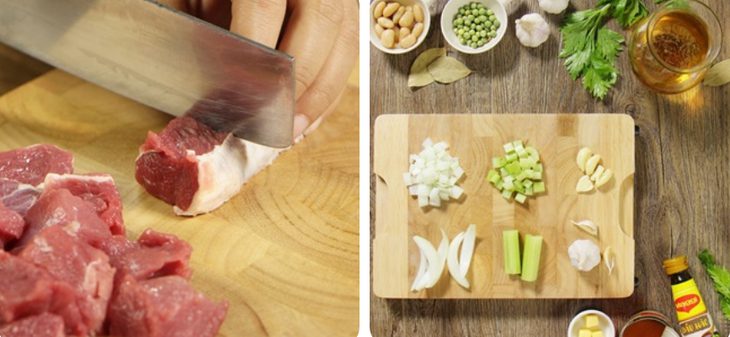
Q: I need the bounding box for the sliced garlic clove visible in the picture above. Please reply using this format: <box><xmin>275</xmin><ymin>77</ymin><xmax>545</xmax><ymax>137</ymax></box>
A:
<box><xmin>585</xmin><ymin>154</ymin><xmax>601</xmax><ymax>176</ymax></box>
<box><xmin>576</xmin><ymin>147</ymin><xmax>592</xmax><ymax>172</ymax></box>
<box><xmin>595</xmin><ymin>169</ymin><xmax>613</xmax><ymax>188</ymax></box>
<box><xmin>603</xmin><ymin>246</ymin><xmax>616</xmax><ymax>275</ymax></box>
<box><xmin>590</xmin><ymin>165</ymin><xmax>605</xmax><ymax>182</ymax></box>
<box><xmin>572</xmin><ymin>219</ymin><xmax>598</xmax><ymax>236</ymax></box>
<box><xmin>576</xmin><ymin>175</ymin><xmax>594</xmax><ymax>193</ymax></box>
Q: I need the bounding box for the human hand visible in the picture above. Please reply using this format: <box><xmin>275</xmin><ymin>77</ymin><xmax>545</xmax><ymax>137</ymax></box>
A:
<box><xmin>157</xmin><ymin>0</ymin><xmax>358</xmax><ymax>138</ymax></box>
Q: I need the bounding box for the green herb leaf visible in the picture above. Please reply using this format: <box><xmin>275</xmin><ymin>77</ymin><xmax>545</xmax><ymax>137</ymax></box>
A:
<box><xmin>699</xmin><ymin>250</ymin><xmax>730</xmax><ymax>299</ymax></box>
<box><xmin>602</xmin><ymin>0</ymin><xmax>649</xmax><ymax>28</ymax></box>
<box><xmin>721</xmin><ymin>297</ymin><xmax>730</xmax><ymax>321</ymax></box>
<box><xmin>596</xmin><ymin>28</ymin><xmax>624</xmax><ymax>60</ymax></box>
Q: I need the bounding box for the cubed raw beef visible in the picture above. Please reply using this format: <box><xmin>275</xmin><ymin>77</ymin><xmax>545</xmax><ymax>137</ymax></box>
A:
<box><xmin>0</xmin><ymin>201</ymin><xmax>24</xmax><ymax>249</ymax></box>
<box><xmin>135</xmin><ymin>117</ymin><xmax>279</xmax><ymax>216</ymax></box>
<box><xmin>99</xmin><ymin>230</ymin><xmax>191</xmax><ymax>287</ymax></box>
<box><xmin>0</xmin><ymin>251</ymin><xmax>75</xmax><ymax>324</ymax></box>
<box><xmin>0</xmin><ymin>178</ymin><xmax>41</xmax><ymax>216</ymax></box>
<box><xmin>109</xmin><ymin>276</ymin><xmax>227</xmax><ymax>337</ymax></box>
<box><xmin>0</xmin><ymin>313</ymin><xmax>65</xmax><ymax>337</ymax></box>
<box><xmin>0</xmin><ymin>144</ymin><xmax>73</xmax><ymax>186</ymax></box>
<box><xmin>20</xmin><ymin>189</ymin><xmax>112</xmax><ymax>248</ymax></box>
<box><xmin>42</xmin><ymin>173</ymin><xmax>124</xmax><ymax>235</ymax></box>
<box><xmin>18</xmin><ymin>226</ymin><xmax>114</xmax><ymax>336</ymax></box>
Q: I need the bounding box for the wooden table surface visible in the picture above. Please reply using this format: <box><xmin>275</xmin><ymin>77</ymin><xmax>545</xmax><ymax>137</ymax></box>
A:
<box><xmin>370</xmin><ymin>0</ymin><xmax>730</xmax><ymax>336</ymax></box>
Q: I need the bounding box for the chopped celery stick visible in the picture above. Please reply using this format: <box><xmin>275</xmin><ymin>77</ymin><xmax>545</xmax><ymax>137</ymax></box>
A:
<box><xmin>519</xmin><ymin>157</ymin><xmax>536</xmax><ymax>168</ymax></box>
<box><xmin>505</xmin><ymin>153</ymin><xmax>518</xmax><ymax>162</ymax></box>
<box><xmin>495</xmin><ymin>180</ymin><xmax>504</xmax><ymax>190</ymax></box>
<box><xmin>502</xmin><ymin>190</ymin><xmax>513</xmax><ymax>199</ymax></box>
<box><xmin>534</xmin><ymin>163</ymin><xmax>543</xmax><ymax>172</ymax></box>
<box><xmin>503</xmin><ymin>142</ymin><xmax>515</xmax><ymax>153</ymax></box>
<box><xmin>514</xmin><ymin>181</ymin><xmax>524</xmax><ymax>193</ymax></box>
<box><xmin>523</xmin><ymin>180</ymin><xmax>533</xmax><ymax>188</ymax></box>
<box><xmin>526</xmin><ymin>146</ymin><xmax>539</xmax><ymax>159</ymax></box>
<box><xmin>493</xmin><ymin>157</ymin><xmax>505</xmax><ymax>168</ymax></box>
<box><xmin>521</xmin><ymin>234</ymin><xmax>543</xmax><ymax>282</ymax></box>
<box><xmin>512</xmin><ymin>140</ymin><xmax>524</xmax><ymax>148</ymax></box>
<box><xmin>529</xmin><ymin>171</ymin><xmax>543</xmax><ymax>180</ymax></box>
<box><xmin>500</xmin><ymin>168</ymin><xmax>509</xmax><ymax>177</ymax></box>
<box><xmin>487</xmin><ymin>169</ymin><xmax>500</xmax><ymax>183</ymax></box>
<box><xmin>503</xmin><ymin>230</ymin><xmax>521</xmax><ymax>275</ymax></box>
<box><xmin>516</xmin><ymin>147</ymin><xmax>527</xmax><ymax>158</ymax></box>
<box><xmin>503</xmin><ymin>179</ymin><xmax>514</xmax><ymax>191</ymax></box>
<box><xmin>506</xmin><ymin>162</ymin><xmax>521</xmax><ymax>175</ymax></box>
<box><xmin>533</xmin><ymin>182</ymin><xmax>545</xmax><ymax>193</ymax></box>
<box><xmin>515</xmin><ymin>193</ymin><xmax>527</xmax><ymax>204</ymax></box>
<box><xmin>515</xmin><ymin>172</ymin><xmax>528</xmax><ymax>182</ymax></box>
<box><xmin>524</xmin><ymin>186</ymin><xmax>534</xmax><ymax>196</ymax></box>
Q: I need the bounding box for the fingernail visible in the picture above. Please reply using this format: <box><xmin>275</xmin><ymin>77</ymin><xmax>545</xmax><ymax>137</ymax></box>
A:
<box><xmin>292</xmin><ymin>114</ymin><xmax>310</xmax><ymax>138</ymax></box>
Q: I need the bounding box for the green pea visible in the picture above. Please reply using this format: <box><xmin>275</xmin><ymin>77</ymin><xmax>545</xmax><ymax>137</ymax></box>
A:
<box><xmin>493</xmin><ymin>21</ymin><xmax>500</xmax><ymax>29</ymax></box>
<box><xmin>470</xmin><ymin>2</ymin><xmax>477</xmax><ymax>9</ymax></box>
<box><xmin>471</xmin><ymin>35</ymin><xmax>479</xmax><ymax>42</ymax></box>
<box><xmin>487</xmin><ymin>9</ymin><xmax>494</xmax><ymax>15</ymax></box>
<box><xmin>476</xmin><ymin>25</ymin><xmax>483</xmax><ymax>31</ymax></box>
<box><xmin>488</xmin><ymin>31</ymin><xmax>496</xmax><ymax>37</ymax></box>
<box><xmin>480</xmin><ymin>30</ymin><xmax>487</xmax><ymax>37</ymax></box>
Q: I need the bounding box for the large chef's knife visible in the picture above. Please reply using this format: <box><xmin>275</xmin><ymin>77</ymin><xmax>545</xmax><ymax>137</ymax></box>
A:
<box><xmin>0</xmin><ymin>0</ymin><xmax>294</xmax><ymax>148</ymax></box>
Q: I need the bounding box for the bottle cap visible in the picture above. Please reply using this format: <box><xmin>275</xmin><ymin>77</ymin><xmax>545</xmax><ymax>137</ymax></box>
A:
<box><xmin>663</xmin><ymin>256</ymin><xmax>689</xmax><ymax>275</ymax></box>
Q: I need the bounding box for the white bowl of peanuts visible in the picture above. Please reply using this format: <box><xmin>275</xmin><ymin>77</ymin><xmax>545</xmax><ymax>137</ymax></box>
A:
<box><xmin>370</xmin><ymin>0</ymin><xmax>430</xmax><ymax>54</ymax></box>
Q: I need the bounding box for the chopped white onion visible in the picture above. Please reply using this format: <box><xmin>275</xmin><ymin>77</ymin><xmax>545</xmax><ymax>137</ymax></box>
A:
<box><xmin>447</xmin><ymin>232</ymin><xmax>470</xmax><ymax>289</ymax></box>
<box><xmin>412</xmin><ymin>236</ymin><xmax>441</xmax><ymax>292</ymax></box>
<box><xmin>404</xmin><ymin>138</ymin><xmax>465</xmax><ymax>208</ymax></box>
<box><xmin>410</xmin><ymin>249</ymin><xmax>428</xmax><ymax>291</ymax></box>
<box><xmin>460</xmin><ymin>224</ymin><xmax>476</xmax><ymax>276</ymax></box>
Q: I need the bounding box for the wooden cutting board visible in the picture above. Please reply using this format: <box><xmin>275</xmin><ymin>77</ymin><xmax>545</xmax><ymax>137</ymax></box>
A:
<box><xmin>373</xmin><ymin>114</ymin><xmax>635</xmax><ymax>299</ymax></box>
<box><xmin>0</xmin><ymin>70</ymin><xmax>358</xmax><ymax>336</ymax></box>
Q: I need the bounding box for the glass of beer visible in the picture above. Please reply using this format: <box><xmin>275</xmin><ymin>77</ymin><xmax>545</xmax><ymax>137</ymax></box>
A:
<box><xmin>628</xmin><ymin>0</ymin><xmax>722</xmax><ymax>94</ymax></box>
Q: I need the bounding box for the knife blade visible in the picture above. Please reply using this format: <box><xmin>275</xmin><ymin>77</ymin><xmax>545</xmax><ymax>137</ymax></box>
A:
<box><xmin>0</xmin><ymin>0</ymin><xmax>295</xmax><ymax>148</ymax></box>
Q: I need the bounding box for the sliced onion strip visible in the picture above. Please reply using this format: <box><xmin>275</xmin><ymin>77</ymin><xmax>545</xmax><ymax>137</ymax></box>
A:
<box><xmin>447</xmin><ymin>232</ymin><xmax>470</xmax><ymax>289</ymax></box>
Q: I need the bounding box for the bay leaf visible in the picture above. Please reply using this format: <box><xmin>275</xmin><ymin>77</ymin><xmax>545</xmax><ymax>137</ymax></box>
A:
<box><xmin>408</xmin><ymin>48</ymin><xmax>446</xmax><ymax>88</ymax></box>
<box><xmin>704</xmin><ymin>59</ymin><xmax>730</xmax><ymax>87</ymax></box>
<box><xmin>427</xmin><ymin>56</ymin><xmax>471</xmax><ymax>84</ymax></box>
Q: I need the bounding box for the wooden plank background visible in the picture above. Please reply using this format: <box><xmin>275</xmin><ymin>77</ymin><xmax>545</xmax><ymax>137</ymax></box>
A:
<box><xmin>370</xmin><ymin>0</ymin><xmax>730</xmax><ymax>335</ymax></box>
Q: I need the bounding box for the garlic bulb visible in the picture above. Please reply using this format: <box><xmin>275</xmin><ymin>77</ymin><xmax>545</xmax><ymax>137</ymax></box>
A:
<box><xmin>515</xmin><ymin>13</ymin><xmax>550</xmax><ymax>48</ymax></box>
<box><xmin>568</xmin><ymin>240</ymin><xmax>601</xmax><ymax>272</ymax></box>
<box><xmin>539</xmin><ymin>0</ymin><xmax>569</xmax><ymax>14</ymax></box>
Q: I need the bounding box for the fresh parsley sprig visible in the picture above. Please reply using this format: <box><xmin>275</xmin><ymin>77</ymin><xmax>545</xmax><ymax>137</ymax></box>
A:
<box><xmin>559</xmin><ymin>0</ymin><xmax>650</xmax><ymax>100</ymax></box>
<box><xmin>699</xmin><ymin>249</ymin><xmax>730</xmax><ymax>320</ymax></box>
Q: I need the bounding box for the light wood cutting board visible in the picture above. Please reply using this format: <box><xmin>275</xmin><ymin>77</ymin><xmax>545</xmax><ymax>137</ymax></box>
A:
<box><xmin>0</xmin><ymin>70</ymin><xmax>358</xmax><ymax>336</ymax></box>
<box><xmin>373</xmin><ymin>114</ymin><xmax>635</xmax><ymax>299</ymax></box>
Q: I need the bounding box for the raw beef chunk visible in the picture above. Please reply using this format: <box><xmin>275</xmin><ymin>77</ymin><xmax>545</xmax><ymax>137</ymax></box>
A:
<box><xmin>0</xmin><ymin>144</ymin><xmax>73</xmax><ymax>185</ymax></box>
<box><xmin>0</xmin><ymin>251</ymin><xmax>75</xmax><ymax>324</ymax></box>
<box><xmin>136</xmin><ymin>117</ymin><xmax>279</xmax><ymax>216</ymax></box>
<box><xmin>109</xmin><ymin>276</ymin><xmax>228</xmax><ymax>337</ymax></box>
<box><xmin>20</xmin><ymin>188</ymin><xmax>112</xmax><ymax>248</ymax></box>
<box><xmin>0</xmin><ymin>313</ymin><xmax>65</xmax><ymax>337</ymax></box>
<box><xmin>98</xmin><ymin>229</ymin><xmax>191</xmax><ymax>287</ymax></box>
<box><xmin>18</xmin><ymin>226</ymin><xmax>114</xmax><ymax>336</ymax></box>
<box><xmin>0</xmin><ymin>178</ymin><xmax>41</xmax><ymax>216</ymax></box>
<box><xmin>42</xmin><ymin>173</ymin><xmax>124</xmax><ymax>235</ymax></box>
<box><xmin>0</xmin><ymin>201</ymin><xmax>24</xmax><ymax>248</ymax></box>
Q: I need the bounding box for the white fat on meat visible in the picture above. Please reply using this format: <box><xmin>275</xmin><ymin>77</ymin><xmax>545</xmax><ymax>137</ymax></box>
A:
<box><xmin>173</xmin><ymin>135</ymin><xmax>282</xmax><ymax>216</ymax></box>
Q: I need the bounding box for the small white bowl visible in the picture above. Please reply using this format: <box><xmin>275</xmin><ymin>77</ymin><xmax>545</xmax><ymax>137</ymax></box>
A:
<box><xmin>567</xmin><ymin>310</ymin><xmax>616</xmax><ymax>337</ymax></box>
<box><xmin>370</xmin><ymin>0</ymin><xmax>431</xmax><ymax>54</ymax></box>
<box><xmin>440</xmin><ymin>0</ymin><xmax>507</xmax><ymax>54</ymax></box>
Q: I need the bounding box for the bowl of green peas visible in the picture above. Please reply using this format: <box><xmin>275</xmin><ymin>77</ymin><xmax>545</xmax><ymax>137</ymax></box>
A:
<box><xmin>440</xmin><ymin>0</ymin><xmax>507</xmax><ymax>54</ymax></box>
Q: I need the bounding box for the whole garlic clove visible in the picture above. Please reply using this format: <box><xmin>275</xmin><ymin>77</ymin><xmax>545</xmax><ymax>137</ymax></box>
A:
<box><xmin>590</xmin><ymin>165</ymin><xmax>605</xmax><ymax>182</ymax></box>
<box><xmin>595</xmin><ymin>169</ymin><xmax>613</xmax><ymax>188</ymax></box>
<box><xmin>576</xmin><ymin>147</ymin><xmax>592</xmax><ymax>172</ymax></box>
<box><xmin>572</xmin><ymin>219</ymin><xmax>599</xmax><ymax>236</ymax></box>
<box><xmin>539</xmin><ymin>0</ymin><xmax>569</xmax><ymax>14</ymax></box>
<box><xmin>585</xmin><ymin>154</ymin><xmax>601</xmax><ymax>176</ymax></box>
<box><xmin>515</xmin><ymin>13</ymin><xmax>550</xmax><ymax>48</ymax></box>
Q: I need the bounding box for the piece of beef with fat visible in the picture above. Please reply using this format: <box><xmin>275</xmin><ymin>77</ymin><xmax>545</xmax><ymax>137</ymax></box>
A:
<box><xmin>0</xmin><ymin>144</ymin><xmax>73</xmax><ymax>186</ymax></box>
<box><xmin>135</xmin><ymin>117</ymin><xmax>279</xmax><ymax>216</ymax></box>
<box><xmin>19</xmin><ymin>188</ymin><xmax>112</xmax><ymax>248</ymax></box>
<box><xmin>42</xmin><ymin>173</ymin><xmax>124</xmax><ymax>235</ymax></box>
<box><xmin>98</xmin><ymin>229</ymin><xmax>191</xmax><ymax>287</ymax></box>
<box><xmin>0</xmin><ymin>251</ymin><xmax>75</xmax><ymax>325</ymax></box>
<box><xmin>18</xmin><ymin>226</ymin><xmax>114</xmax><ymax>336</ymax></box>
<box><xmin>0</xmin><ymin>178</ymin><xmax>41</xmax><ymax>216</ymax></box>
<box><xmin>109</xmin><ymin>275</ymin><xmax>227</xmax><ymax>337</ymax></box>
<box><xmin>0</xmin><ymin>201</ymin><xmax>24</xmax><ymax>249</ymax></box>
<box><xmin>0</xmin><ymin>313</ymin><xmax>65</xmax><ymax>337</ymax></box>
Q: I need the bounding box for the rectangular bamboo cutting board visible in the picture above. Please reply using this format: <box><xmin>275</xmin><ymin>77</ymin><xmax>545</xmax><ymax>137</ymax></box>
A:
<box><xmin>0</xmin><ymin>70</ymin><xmax>359</xmax><ymax>336</ymax></box>
<box><xmin>373</xmin><ymin>114</ymin><xmax>635</xmax><ymax>299</ymax></box>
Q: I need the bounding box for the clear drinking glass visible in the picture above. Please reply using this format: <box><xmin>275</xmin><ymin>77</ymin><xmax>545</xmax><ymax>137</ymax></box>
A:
<box><xmin>628</xmin><ymin>0</ymin><xmax>722</xmax><ymax>94</ymax></box>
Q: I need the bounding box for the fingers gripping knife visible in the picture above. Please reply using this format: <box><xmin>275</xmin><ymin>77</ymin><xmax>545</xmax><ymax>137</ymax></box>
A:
<box><xmin>0</xmin><ymin>0</ymin><xmax>295</xmax><ymax>148</ymax></box>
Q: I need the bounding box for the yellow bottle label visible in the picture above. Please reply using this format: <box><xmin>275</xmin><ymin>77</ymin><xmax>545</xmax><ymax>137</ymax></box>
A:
<box><xmin>671</xmin><ymin>279</ymin><xmax>716</xmax><ymax>337</ymax></box>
